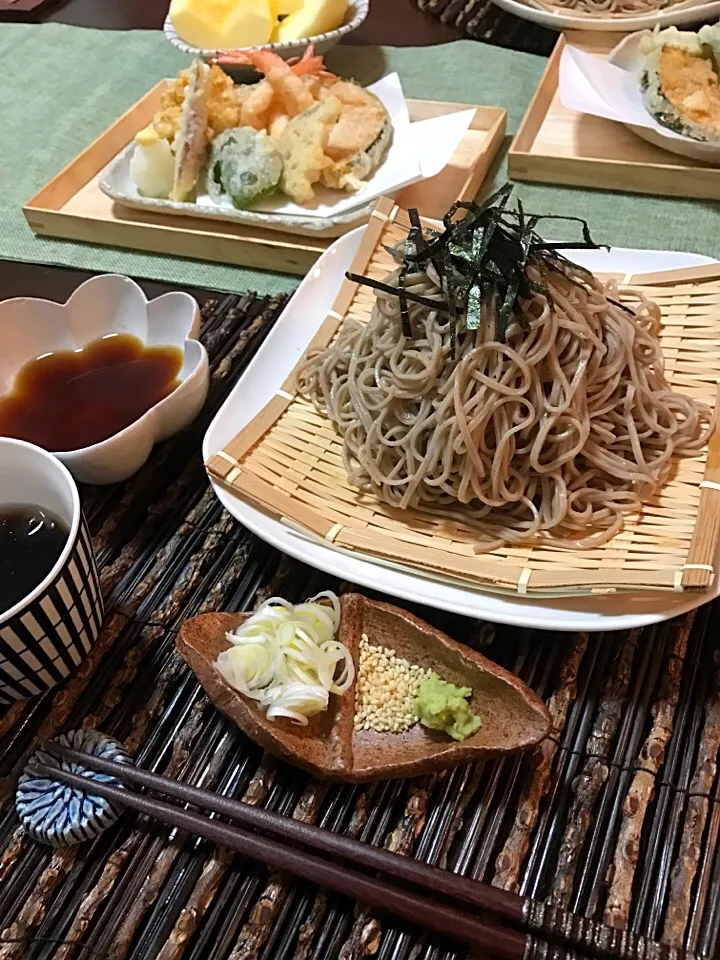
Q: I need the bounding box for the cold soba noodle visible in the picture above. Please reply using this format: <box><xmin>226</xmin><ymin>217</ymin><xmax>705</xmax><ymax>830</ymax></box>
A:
<box><xmin>297</xmin><ymin>189</ymin><xmax>713</xmax><ymax>552</ymax></box>
<box><xmin>528</xmin><ymin>0</ymin><xmax>693</xmax><ymax>18</ymax></box>
<box><xmin>533</xmin><ymin>0</ymin><xmax>685</xmax><ymax>17</ymax></box>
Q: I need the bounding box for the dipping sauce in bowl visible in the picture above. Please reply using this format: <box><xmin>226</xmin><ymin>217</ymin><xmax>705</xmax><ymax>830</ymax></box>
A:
<box><xmin>0</xmin><ymin>333</ymin><xmax>183</xmax><ymax>451</ymax></box>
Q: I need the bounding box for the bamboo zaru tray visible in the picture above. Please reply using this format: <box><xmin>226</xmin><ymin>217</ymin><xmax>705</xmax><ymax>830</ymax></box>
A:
<box><xmin>206</xmin><ymin>197</ymin><xmax>720</xmax><ymax>599</ymax></box>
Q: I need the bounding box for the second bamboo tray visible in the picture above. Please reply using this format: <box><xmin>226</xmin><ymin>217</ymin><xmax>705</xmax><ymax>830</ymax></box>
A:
<box><xmin>508</xmin><ymin>32</ymin><xmax>720</xmax><ymax>201</ymax></box>
<box><xmin>206</xmin><ymin>197</ymin><xmax>720</xmax><ymax>598</ymax></box>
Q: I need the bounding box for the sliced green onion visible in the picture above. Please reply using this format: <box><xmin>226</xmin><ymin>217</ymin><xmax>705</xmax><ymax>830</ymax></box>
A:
<box><xmin>214</xmin><ymin>592</ymin><xmax>353</xmax><ymax>725</ymax></box>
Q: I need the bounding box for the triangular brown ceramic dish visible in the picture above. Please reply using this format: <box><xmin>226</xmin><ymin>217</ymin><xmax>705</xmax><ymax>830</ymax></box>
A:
<box><xmin>176</xmin><ymin>593</ymin><xmax>550</xmax><ymax>782</ymax></box>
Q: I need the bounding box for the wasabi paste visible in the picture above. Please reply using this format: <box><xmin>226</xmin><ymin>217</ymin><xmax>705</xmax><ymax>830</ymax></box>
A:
<box><xmin>415</xmin><ymin>673</ymin><xmax>481</xmax><ymax>741</ymax></box>
<box><xmin>207</xmin><ymin>127</ymin><xmax>282</xmax><ymax>209</ymax></box>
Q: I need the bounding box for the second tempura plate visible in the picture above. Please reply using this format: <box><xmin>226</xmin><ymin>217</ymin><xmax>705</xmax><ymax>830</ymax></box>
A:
<box><xmin>203</xmin><ymin>227</ymin><xmax>719</xmax><ymax>633</ymax></box>
<box><xmin>489</xmin><ymin>0</ymin><xmax>720</xmax><ymax>31</ymax></box>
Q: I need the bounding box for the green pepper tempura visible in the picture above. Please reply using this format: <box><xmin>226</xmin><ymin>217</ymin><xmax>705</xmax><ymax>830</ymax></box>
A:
<box><xmin>207</xmin><ymin>128</ymin><xmax>282</xmax><ymax>209</ymax></box>
<box><xmin>414</xmin><ymin>673</ymin><xmax>481</xmax><ymax>741</ymax></box>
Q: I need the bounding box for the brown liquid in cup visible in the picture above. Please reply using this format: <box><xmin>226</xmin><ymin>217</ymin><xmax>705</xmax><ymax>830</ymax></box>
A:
<box><xmin>0</xmin><ymin>506</ymin><xmax>69</xmax><ymax>616</ymax></box>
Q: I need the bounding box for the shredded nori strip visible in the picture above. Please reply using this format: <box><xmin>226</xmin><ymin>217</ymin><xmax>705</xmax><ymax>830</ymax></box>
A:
<box><xmin>345</xmin><ymin>184</ymin><xmax>609</xmax><ymax>344</ymax></box>
<box><xmin>409</xmin><ymin>206</ymin><xmax>444</xmax><ymax>285</ymax></box>
<box><xmin>398</xmin><ymin>232</ymin><xmax>414</xmax><ymax>337</ymax></box>
<box><xmin>345</xmin><ymin>273</ymin><xmax>448</xmax><ymax>312</ymax></box>
<box><xmin>444</xmin><ymin>244</ymin><xmax>459</xmax><ymax>358</ymax></box>
<box><xmin>394</xmin><ymin>207</ymin><xmax>446</xmax><ymax>338</ymax></box>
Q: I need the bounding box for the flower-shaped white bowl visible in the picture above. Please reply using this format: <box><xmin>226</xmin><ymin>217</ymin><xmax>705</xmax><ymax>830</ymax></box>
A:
<box><xmin>164</xmin><ymin>0</ymin><xmax>369</xmax><ymax>77</ymax></box>
<box><xmin>0</xmin><ymin>275</ymin><xmax>209</xmax><ymax>485</ymax></box>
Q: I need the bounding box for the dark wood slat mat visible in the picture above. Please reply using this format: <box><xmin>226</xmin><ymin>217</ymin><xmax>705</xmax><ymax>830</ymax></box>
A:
<box><xmin>414</xmin><ymin>0</ymin><xmax>558</xmax><ymax>55</ymax></box>
<box><xmin>0</xmin><ymin>292</ymin><xmax>719</xmax><ymax>960</ymax></box>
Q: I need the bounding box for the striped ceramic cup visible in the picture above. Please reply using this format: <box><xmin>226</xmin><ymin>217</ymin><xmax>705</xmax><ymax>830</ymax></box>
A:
<box><xmin>0</xmin><ymin>439</ymin><xmax>103</xmax><ymax>704</ymax></box>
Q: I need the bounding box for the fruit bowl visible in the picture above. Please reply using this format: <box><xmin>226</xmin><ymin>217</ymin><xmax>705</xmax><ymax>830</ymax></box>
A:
<box><xmin>164</xmin><ymin>0</ymin><xmax>369</xmax><ymax>75</ymax></box>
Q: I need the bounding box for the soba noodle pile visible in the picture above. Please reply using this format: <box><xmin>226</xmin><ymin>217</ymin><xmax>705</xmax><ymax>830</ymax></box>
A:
<box><xmin>297</xmin><ymin>190</ymin><xmax>713</xmax><ymax>553</ymax></box>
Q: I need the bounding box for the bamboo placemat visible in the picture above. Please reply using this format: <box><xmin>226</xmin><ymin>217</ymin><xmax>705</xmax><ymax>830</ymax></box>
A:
<box><xmin>207</xmin><ymin>200</ymin><xmax>720</xmax><ymax>598</ymax></box>
<box><xmin>1</xmin><ymin>287</ymin><xmax>720</xmax><ymax>959</ymax></box>
<box><xmin>414</xmin><ymin>0</ymin><xmax>558</xmax><ymax>54</ymax></box>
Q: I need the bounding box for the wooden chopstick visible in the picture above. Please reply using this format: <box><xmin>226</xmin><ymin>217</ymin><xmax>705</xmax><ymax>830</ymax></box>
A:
<box><xmin>46</xmin><ymin>741</ymin><xmax>522</xmax><ymax>922</ymax></box>
<box><xmin>44</xmin><ymin>743</ymin><xmax>701</xmax><ymax>960</ymax></box>
<box><xmin>31</xmin><ymin>758</ymin><xmax>528</xmax><ymax>959</ymax></box>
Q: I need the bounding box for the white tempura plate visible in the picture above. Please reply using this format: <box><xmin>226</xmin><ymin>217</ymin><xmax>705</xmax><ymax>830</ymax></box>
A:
<box><xmin>489</xmin><ymin>0</ymin><xmax>720</xmax><ymax>31</ymax></box>
<box><xmin>203</xmin><ymin>226</ymin><xmax>718</xmax><ymax>632</ymax></box>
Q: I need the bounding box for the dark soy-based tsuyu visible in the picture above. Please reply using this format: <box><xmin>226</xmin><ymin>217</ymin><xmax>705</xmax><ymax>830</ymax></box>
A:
<box><xmin>0</xmin><ymin>505</ymin><xmax>68</xmax><ymax>616</ymax></box>
<box><xmin>0</xmin><ymin>333</ymin><xmax>183</xmax><ymax>452</ymax></box>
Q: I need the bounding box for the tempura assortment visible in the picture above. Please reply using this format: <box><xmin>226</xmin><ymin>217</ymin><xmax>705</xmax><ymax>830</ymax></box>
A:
<box><xmin>130</xmin><ymin>46</ymin><xmax>393</xmax><ymax>208</ymax></box>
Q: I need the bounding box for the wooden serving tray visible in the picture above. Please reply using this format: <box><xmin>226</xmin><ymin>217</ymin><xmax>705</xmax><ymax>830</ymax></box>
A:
<box><xmin>508</xmin><ymin>32</ymin><xmax>720</xmax><ymax>201</ymax></box>
<box><xmin>23</xmin><ymin>82</ymin><xmax>506</xmax><ymax>277</ymax></box>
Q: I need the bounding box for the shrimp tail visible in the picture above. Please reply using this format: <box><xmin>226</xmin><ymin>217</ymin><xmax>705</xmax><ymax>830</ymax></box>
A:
<box><xmin>212</xmin><ymin>50</ymin><xmax>252</xmax><ymax>67</ymax></box>
<box><xmin>214</xmin><ymin>49</ymin><xmax>282</xmax><ymax>71</ymax></box>
<box><xmin>291</xmin><ymin>44</ymin><xmax>336</xmax><ymax>79</ymax></box>
<box><xmin>216</xmin><ymin>44</ymin><xmax>334</xmax><ymax>80</ymax></box>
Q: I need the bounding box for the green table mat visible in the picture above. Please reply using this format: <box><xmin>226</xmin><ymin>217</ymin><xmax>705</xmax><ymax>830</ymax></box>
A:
<box><xmin>1</xmin><ymin>22</ymin><xmax>718</xmax><ymax>296</ymax></box>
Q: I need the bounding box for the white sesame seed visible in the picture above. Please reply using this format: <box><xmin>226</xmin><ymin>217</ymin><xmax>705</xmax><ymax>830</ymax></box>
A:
<box><xmin>353</xmin><ymin>637</ymin><xmax>427</xmax><ymax>734</ymax></box>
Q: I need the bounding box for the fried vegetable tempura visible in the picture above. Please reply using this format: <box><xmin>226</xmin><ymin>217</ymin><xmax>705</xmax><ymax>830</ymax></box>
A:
<box><xmin>153</xmin><ymin>64</ymin><xmax>241</xmax><ymax>144</ymax></box>
<box><xmin>153</xmin><ymin>71</ymin><xmax>189</xmax><ymax>143</ymax></box>
<box><xmin>217</xmin><ymin>50</ymin><xmax>392</xmax><ymax>198</ymax></box>
<box><xmin>277</xmin><ymin>96</ymin><xmax>342</xmax><ymax>204</ymax></box>
<box><xmin>172</xmin><ymin>60</ymin><xmax>211</xmax><ymax>201</ymax></box>
<box><xmin>133</xmin><ymin>47</ymin><xmax>393</xmax><ymax>208</ymax></box>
